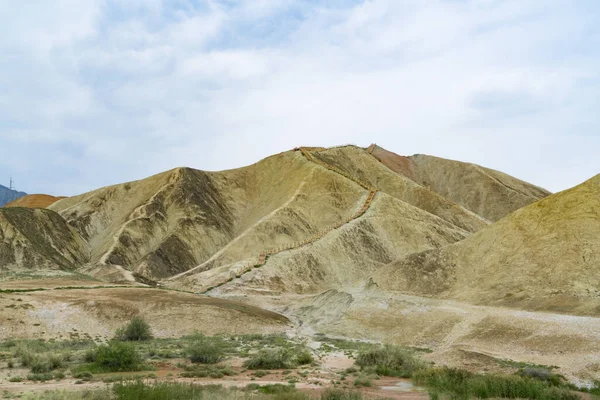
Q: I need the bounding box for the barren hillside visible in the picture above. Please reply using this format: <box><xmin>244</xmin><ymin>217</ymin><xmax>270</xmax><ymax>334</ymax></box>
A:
<box><xmin>0</xmin><ymin>207</ymin><xmax>89</xmax><ymax>272</ymax></box>
<box><xmin>4</xmin><ymin>194</ymin><xmax>66</xmax><ymax>209</ymax></box>
<box><xmin>373</xmin><ymin>174</ymin><xmax>600</xmax><ymax>315</ymax></box>
<box><xmin>369</xmin><ymin>144</ymin><xmax>550</xmax><ymax>221</ymax></box>
<box><xmin>1</xmin><ymin>144</ymin><xmax>598</xmax><ymax>384</ymax></box>
<box><xmin>45</xmin><ymin>146</ymin><xmax>493</xmax><ymax>285</ymax></box>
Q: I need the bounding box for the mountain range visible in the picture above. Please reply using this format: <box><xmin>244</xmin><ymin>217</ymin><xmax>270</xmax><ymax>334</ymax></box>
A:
<box><xmin>0</xmin><ymin>184</ymin><xmax>26</xmax><ymax>207</ymax></box>
<box><xmin>2</xmin><ymin>144</ymin><xmax>599</xmax><ymax>381</ymax></box>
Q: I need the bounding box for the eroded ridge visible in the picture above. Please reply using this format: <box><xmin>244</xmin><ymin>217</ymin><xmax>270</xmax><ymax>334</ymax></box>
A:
<box><xmin>202</xmin><ymin>146</ymin><xmax>378</xmax><ymax>294</ymax></box>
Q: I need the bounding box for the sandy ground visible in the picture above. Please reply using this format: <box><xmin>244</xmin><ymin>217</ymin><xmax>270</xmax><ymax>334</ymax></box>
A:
<box><xmin>219</xmin><ymin>289</ymin><xmax>600</xmax><ymax>386</ymax></box>
<box><xmin>0</xmin><ymin>286</ymin><xmax>289</xmax><ymax>341</ymax></box>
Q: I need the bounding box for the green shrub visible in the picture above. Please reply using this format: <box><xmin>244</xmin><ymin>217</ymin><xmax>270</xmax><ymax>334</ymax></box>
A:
<box><xmin>296</xmin><ymin>350</ymin><xmax>314</xmax><ymax>365</ymax></box>
<box><xmin>413</xmin><ymin>367</ymin><xmax>581</xmax><ymax>400</ymax></box>
<box><xmin>54</xmin><ymin>371</ymin><xmax>66</xmax><ymax>380</ymax></box>
<box><xmin>355</xmin><ymin>345</ymin><xmax>425</xmax><ymax>378</ymax></box>
<box><xmin>257</xmin><ymin>383</ymin><xmax>297</xmax><ymax>394</ymax></box>
<box><xmin>520</xmin><ymin>367</ymin><xmax>563</xmax><ymax>386</ymax></box>
<box><xmin>17</xmin><ymin>347</ymin><xmax>36</xmax><ymax>367</ymax></box>
<box><xmin>353</xmin><ymin>374</ymin><xmax>375</xmax><ymax>388</ymax></box>
<box><xmin>92</xmin><ymin>342</ymin><xmax>142</xmax><ymax>372</ymax></box>
<box><xmin>8</xmin><ymin>376</ymin><xmax>23</xmax><ymax>382</ymax></box>
<box><xmin>27</xmin><ymin>353</ymin><xmax>66</xmax><ymax>373</ymax></box>
<box><xmin>245</xmin><ymin>383</ymin><xmax>261</xmax><ymax>390</ymax></box>
<box><xmin>590</xmin><ymin>380</ymin><xmax>600</xmax><ymax>396</ymax></box>
<box><xmin>244</xmin><ymin>349</ymin><xmax>296</xmax><ymax>370</ymax></box>
<box><xmin>115</xmin><ymin>316</ymin><xmax>153</xmax><ymax>342</ymax></box>
<box><xmin>185</xmin><ymin>334</ymin><xmax>225</xmax><ymax>364</ymax></box>
<box><xmin>84</xmin><ymin>347</ymin><xmax>97</xmax><ymax>363</ymax></box>
<box><xmin>27</xmin><ymin>372</ymin><xmax>54</xmax><ymax>381</ymax></box>
<box><xmin>73</xmin><ymin>371</ymin><xmax>93</xmax><ymax>381</ymax></box>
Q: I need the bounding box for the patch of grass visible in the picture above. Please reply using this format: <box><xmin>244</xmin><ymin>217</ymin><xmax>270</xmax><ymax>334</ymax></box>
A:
<box><xmin>114</xmin><ymin>316</ymin><xmax>153</xmax><ymax>342</ymax></box>
<box><xmin>519</xmin><ymin>367</ymin><xmax>565</xmax><ymax>387</ymax></box>
<box><xmin>355</xmin><ymin>344</ymin><xmax>426</xmax><ymax>378</ymax></box>
<box><xmin>496</xmin><ymin>358</ymin><xmax>558</xmax><ymax>370</ymax></box>
<box><xmin>72</xmin><ymin>371</ymin><xmax>93</xmax><ymax>381</ymax></box>
<box><xmin>589</xmin><ymin>380</ymin><xmax>600</xmax><ymax>396</ymax></box>
<box><xmin>87</xmin><ymin>342</ymin><xmax>144</xmax><ymax>372</ymax></box>
<box><xmin>27</xmin><ymin>372</ymin><xmax>55</xmax><ymax>381</ymax></box>
<box><xmin>320</xmin><ymin>388</ymin><xmax>365</xmax><ymax>400</ymax></box>
<box><xmin>257</xmin><ymin>383</ymin><xmax>297</xmax><ymax>395</ymax></box>
<box><xmin>353</xmin><ymin>374</ymin><xmax>376</xmax><ymax>388</ymax></box>
<box><xmin>30</xmin><ymin>353</ymin><xmax>67</xmax><ymax>373</ymax></box>
<box><xmin>8</xmin><ymin>376</ymin><xmax>23</xmax><ymax>382</ymax></box>
<box><xmin>244</xmin><ymin>348</ymin><xmax>297</xmax><ymax>370</ymax></box>
<box><xmin>185</xmin><ymin>333</ymin><xmax>227</xmax><ymax>364</ymax></box>
<box><xmin>413</xmin><ymin>367</ymin><xmax>581</xmax><ymax>400</ymax></box>
<box><xmin>296</xmin><ymin>350</ymin><xmax>314</xmax><ymax>366</ymax></box>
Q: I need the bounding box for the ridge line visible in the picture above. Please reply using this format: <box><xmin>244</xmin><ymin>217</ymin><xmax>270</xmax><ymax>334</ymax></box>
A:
<box><xmin>200</xmin><ymin>146</ymin><xmax>378</xmax><ymax>294</ymax></box>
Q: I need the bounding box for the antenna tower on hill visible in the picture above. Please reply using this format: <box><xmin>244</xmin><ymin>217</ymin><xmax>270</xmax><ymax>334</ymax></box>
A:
<box><xmin>9</xmin><ymin>177</ymin><xmax>14</xmax><ymax>191</ymax></box>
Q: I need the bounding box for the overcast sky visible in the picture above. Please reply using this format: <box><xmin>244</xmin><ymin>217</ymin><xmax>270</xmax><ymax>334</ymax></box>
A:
<box><xmin>0</xmin><ymin>0</ymin><xmax>598</xmax><ymax>196</ymax></box>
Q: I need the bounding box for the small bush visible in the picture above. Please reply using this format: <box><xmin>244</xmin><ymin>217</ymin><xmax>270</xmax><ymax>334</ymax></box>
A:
<box><xmin>296</xmin><ymin>350</ymin><xmax>314</xmax><ymax>365</ymax></box>
<box><xmin>27</xmin><ymin>372</ymin><xmax>54</xmax><ymax>381</ymax></box>
<box><xmin>520</xmin><ymin>367</ymin><xmax>563</xmax><ymax>386</ymax></box>
<box><xmin>244</xmin><ymin>349</ymin><xmax>296</xmax><ymax>370</ymax></box>
<box><xmin>8</xmin><ymin>376</ymin><xmax>23</xmax><ymax>382</ymax></box>
<box><xmin>257</xmin><ymin>383</ymin><xmax>297</xmax><ymax>394</ymax></box>
<box><xmin>185</xmin><ymin>334</ymin><xmax>226</xmax><ymax>364</ymax></box>
<box><xmin>73</xmin><ymin>371</ymin><xmax>94</xmax><ymax>381</ymax></box>
<box><xmin>355</xmin><ymin>345</ymin><xmax>425</xmax><ymax>378</ymax></box>
<box><xmin>92</xmin><ymin>342</ymin><xmax>142</xmax><ymax>372</ymax></box>
<box><xmin>413</xmin><ymin>367</ymin><xmax>581</xmax><ymax>400</ymax></box>
<box><xmin>84</xmin><ymin>348</ymin><xmax>97</xmax><ymax>363</ymax></box>
<box><xmin>353</xmin><ymin>374</ymin><xmax>375</xmax><ymax>388</ymax></box>
<box><xmin>115</xmin><ymin>316</ymin><xmax>153</xmax><ymax>342</ymax></box>
<box><xmin>27</xmin><ymin>353</ymin><xmax>66</xmax><ymax>373</ymax></box>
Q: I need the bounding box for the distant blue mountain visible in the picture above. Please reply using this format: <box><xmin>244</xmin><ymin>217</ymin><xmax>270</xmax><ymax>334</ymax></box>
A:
<box><xmin>0</xmin><ymin>184</ymin><xmax>27</xmax><ymax>207</ymax></box>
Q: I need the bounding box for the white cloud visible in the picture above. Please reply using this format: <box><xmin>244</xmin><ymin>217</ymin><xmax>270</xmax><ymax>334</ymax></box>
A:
<box><xmin>0</xmin><ymin>0</ymin><xmax>599</xmax><ymax>195</ymax></box>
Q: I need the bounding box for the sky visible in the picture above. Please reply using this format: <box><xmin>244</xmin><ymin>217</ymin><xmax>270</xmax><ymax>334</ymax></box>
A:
<box><xmin>0</xmin><ymin>0</ymin><xmax>599</xmax><ymax>196</ymax></box>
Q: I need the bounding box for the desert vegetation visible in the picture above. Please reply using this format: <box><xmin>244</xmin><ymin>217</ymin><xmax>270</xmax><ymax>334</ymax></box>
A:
<box><xmin>0</xmin><ymin>318</ymin><xmax>595</xmax><ymax>399</ymax></box>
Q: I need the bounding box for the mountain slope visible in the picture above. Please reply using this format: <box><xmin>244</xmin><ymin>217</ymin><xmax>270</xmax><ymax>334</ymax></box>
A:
<box><xmin>50</xmin><ymin>151</ymin><xmax>370</xmax><ymax>280</ymax></box>
<box><xmin>0</xmin><ymin>144</ymin><xmax>542</xmax><ymax>290</ymax></box>
<box><xmin>0</xmin><ymin>207</ymin><xmax>89</xmax><ymax>271</ymax></box>
<box><xmin>369</xmin><ymin>144</ymin><xmax>550</xmax><ymax>221</ymax></box>
<box><xmin>0</xmin><ymin>184</ymin><xmax>26</xmax><ymax>207</ymax></box>
<box><xmin>373</xmin><ymin>174</ymin><xmax>600</xmax><ymax>315</ymax></box>
<box><xmin>172</xmin><ymin>191</ymin><xmax>470</xmax><ymax>294</ymax></box>
<box><xmin>312</xmin><ymin>146</ymin><xmax>488</xmax><ymax>232</ymax></box>
<box><xmin>5</xmin><ymin>194</ymin><xmax>66</xmax><ymax>209</ymax></box>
